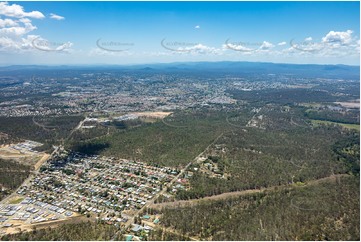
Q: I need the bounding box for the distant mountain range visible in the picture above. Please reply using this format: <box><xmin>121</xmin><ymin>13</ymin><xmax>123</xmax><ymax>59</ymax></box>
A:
<box><xmin>0</xmin><ymin>61</ymin><xmax>359</xmax><ymax>79</ymax></box>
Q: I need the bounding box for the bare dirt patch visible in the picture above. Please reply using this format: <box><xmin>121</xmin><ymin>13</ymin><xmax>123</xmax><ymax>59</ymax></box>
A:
<box><xmin>33</xmin><ymin>153</ymin><xmax>50</xmax><ymax>170</ymax></box>
<box><xmin>3</xmin><ymin>214</ymin><xmax>86</xmax><ymax>235</ymax></box>
<box><xmin>335</xmin><ymin>100</ymin><xmax>360</xmax><ymax>109</ymax></box>
<box><xmin>0</xmin><ymin>144</ymin><xmax>48</xmax><ymax>169</ymax></box>
<box><xmin>133</xmin><ymin>111</ymin><xmax>172</xmax><ymax>119</ymax></box>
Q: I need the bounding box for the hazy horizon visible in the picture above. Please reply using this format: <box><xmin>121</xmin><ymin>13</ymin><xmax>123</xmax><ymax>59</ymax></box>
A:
<box><xmin>0</xmin><ymin>60</ymin><xmax>360</xmax><ymax>68</ymax></box>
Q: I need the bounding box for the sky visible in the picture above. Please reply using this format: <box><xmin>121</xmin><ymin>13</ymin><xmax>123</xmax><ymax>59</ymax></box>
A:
<box><xmin>0</xmin><ymin>1</ymin><xmax>359</xmax><ymax>65</ymax></box>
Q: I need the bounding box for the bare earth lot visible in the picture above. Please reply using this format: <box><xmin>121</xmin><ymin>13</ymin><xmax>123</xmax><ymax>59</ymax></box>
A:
<box><xmin>0</xmin><ymin>144</ymin><xmax>48</xmax><ymax>169</ymax></box>
<box><xmin>133</xmin><ymin>111</ymin><xmax>173</xmax><ymax>119</ymax></box>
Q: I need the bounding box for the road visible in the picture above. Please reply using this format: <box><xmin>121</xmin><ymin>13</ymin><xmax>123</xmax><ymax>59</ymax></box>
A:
<box><xmin>62</xmin><ymin>117</ymin><xmax>87</xmax><ymax>145</ymax></box>
<box><xmin>0</xmin><ymin>145</ymin><xmax>61</xmax><ymax>205</ymax></box>
<box><xmin>0</xmin><ymin>117</ymin><xmax>86</xmax><ymax>205</ymax></box>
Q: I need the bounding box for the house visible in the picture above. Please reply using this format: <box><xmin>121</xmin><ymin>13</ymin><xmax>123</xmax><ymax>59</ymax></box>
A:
<box><xmin>142</xmin><ymin>215</ymin><xmax>150</xmax><ymax>220</ymax></box>
<box><xmin>131</xmin><ymin>224</ymin><xmax>143</xmax><ymax>232</ymax></box>
<box><xmin>143</xmin><ymin>225</ymin><xmax>153</xmax><ymax>231</ymax></box>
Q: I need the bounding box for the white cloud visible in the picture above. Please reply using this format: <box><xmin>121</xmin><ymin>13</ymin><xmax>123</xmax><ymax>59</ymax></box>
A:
<box><xmin>0</xmin><ymin>18</ymin><xmax>18</xmax><ymax>28</ymax></box>
<box><xmin>0</xmin><ymin>3</ymin><xmax>71</xmax><ymax>54</ymax></box>
<box><xmin>223</xmin><ymin>30</ymin><xmax>359</xmax><ymax>62</ymax></box>
<box><xmin>286</xmin><ymin>30</ymin><xmax>359</xmax><ymax>58</ymax></box>
<box><xmin>19</xmin><ymin>18</ymin><xmax>31</xmax><ymax>24</ymax></box>
<box><xmin>290</xmin><ymin>40</ymin><xmax>324</xmax><ymax>53</ymax></box>
<box><xmin>0</xmin><ymin>22</ymin><xmax>36</xmax><ymax>37</ymax></box>
<box><xmin>50</xmin><ymin>13</ymin><xmax>65</xmax><ymax>20</ymax></box>
<box><xmin>89</xmin><ymin>47</ymin><xmax>133</xmax><ymax>57</ymax></box>
<box><xmin>224</xmin><ymin>40</ymin><xmax>274</xmax><ymax>53</ymax></box>
<box><xmin>0</xmin><ymin>36</ymin><xmax>16</xmax><ymax>50</ymax></box>
<box><xmin>322</xmin><ymin>30</ymin><xmax>353</xmax><ymax>45</ymax></box>
<box><xmin>195</xmin><ymin>25</ymin><xmax>200</xmax><ymax>29</ymax></box>
<box><xmin>223</xmin><ymin>42</ymin><xmax>254</xmax><ymax>52</ymax></box>
<box><xmin>0</xmin><ymin>35</ymin><xmax>38</xmax><ymax>52</ymax></box>
<box><xmin>259</xmin><ymin>41</ymin><xmax>274</xmax><ymax>50</ymax></box>
<box><xmin>177</xmin><ymin>43</ymin><xmax>223</xmax><ymax>55</ymax></box>
<box><xmin>0</xmin><ymin>2</ymin><xmax>44</xmax><ymax>19</ymax></box>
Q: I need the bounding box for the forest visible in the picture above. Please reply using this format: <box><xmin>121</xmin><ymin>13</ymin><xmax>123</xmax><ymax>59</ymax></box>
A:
<box><xmin>1</xmin><ymin>221</ymin><xmax>123</xmax><ymax>241</ymax></box>
<box><xmin>176</xmin><ymin>110</ymin><xmax>359</xmax><ymax>199</ymax></box>
<box><xmin>0</xmin><ymin>132</ymin><xmax>21</xmax><ymax>146</ymax></box>
<box><xmin>156</xmin><ymin>175</ymin><xmax>359</xmax><ymax>241</ymax></box>
<box><xmin>149</xmin><ymin>228</ymin><xmax>191</xmax><ymax>241</ymax></box>
<box><xmin>0</xmin><ymin>115</ymin><xmax>83</xmax><ymax>151</ymax></box>
<box><xmin>0</xmin><ymin>158</ymin><xmax>30</xmax><ymax>200</ymax></box>
<box><xmin>70</xmin><ymin>109</ymin><xmax>233</xmax><ymax>167</ymax></box>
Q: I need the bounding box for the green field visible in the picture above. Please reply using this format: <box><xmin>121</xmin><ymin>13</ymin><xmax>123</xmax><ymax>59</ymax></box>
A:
<box><xmin>8</xmin><ymin>197</ymin><xmax>24</xmax><ymax>204</ymax></box>
<box><xmin>311</xmin><ymin>119</ymin><xmax>360</xmax><ymax>131</ymax></box>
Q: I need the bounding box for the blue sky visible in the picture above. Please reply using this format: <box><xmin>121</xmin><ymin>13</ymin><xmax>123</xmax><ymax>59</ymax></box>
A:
<box><xmin>0</xmin><ymin>1</ymin><xmax>359</xmax><ymax>65</ymax></box>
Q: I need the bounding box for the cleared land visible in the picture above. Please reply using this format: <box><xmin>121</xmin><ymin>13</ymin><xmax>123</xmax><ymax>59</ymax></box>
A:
<box><xmin>335</xmin><ymin>101</ymin><xmax>360</xmax><ymax>109</ymax></box>
<box><xmin>133</xmin><ymin>111</ymin><xmax>172</xmax><ymax>119</ymax></box>
<box><xmin>311</xmin><ymin>119</ymin><xmax>360</xmax><ymax>131</ymax></box>
<box><xmin>2</xmin><ymin>213</ymin><xmax>86</xmax><ymax>235</ymax></box>
<box><xmin>0</xmin><ymin>145</ymin><xmax>48</xmax><ymax>169</ymax></box>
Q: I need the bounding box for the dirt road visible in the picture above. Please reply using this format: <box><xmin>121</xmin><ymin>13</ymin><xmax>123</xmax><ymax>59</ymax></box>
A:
<box><xmin>150</xmin><ymin>174</ymin><xmax>349</xmax><ymax>210</ymax></box>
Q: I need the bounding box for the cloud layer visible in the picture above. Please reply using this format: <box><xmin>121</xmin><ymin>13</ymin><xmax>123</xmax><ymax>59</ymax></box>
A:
<box><xmin>0</xmin><ymin>2</ymin><xmax>44</xmax><ymax>19</ymax></box>
<box><xmin>0</xmin><ymin>2</ymin><xmax>359</xmax><ymax>65</ymax></box>
<box><xmin>0</xmin><ymin>2</ymin><xmax>71</xmax><ymax>53</ymax></box>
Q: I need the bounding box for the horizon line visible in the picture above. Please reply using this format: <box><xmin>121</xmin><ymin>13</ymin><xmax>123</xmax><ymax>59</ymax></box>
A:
<box><xmin>0</xmin><ymin>60</ymin><xmax>360</xmax><ymax>68</ymax></box>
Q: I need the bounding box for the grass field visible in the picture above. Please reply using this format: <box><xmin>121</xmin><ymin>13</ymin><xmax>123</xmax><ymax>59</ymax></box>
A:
<box><xmin>311</xmin><ymin>119</ymin><xmax>360</xmax><ymax>131</ymax></box>
<box><xmin>9</xmin><ymin>197</ymin><xmax>24</xmax><ymax>204</ymax></box>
